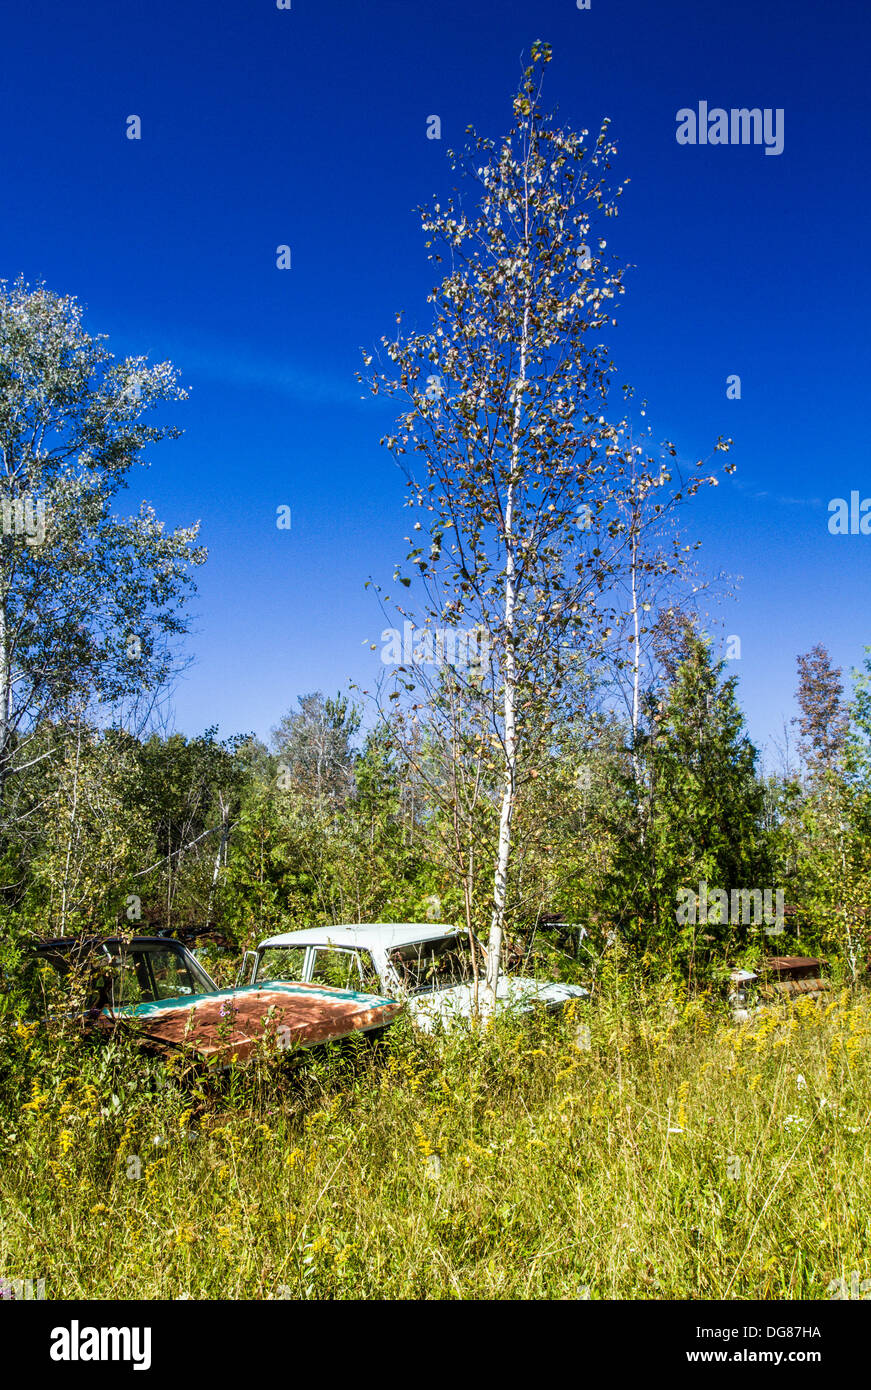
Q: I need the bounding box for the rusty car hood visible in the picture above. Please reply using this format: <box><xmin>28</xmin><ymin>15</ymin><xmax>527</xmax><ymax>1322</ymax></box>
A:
<box><xmin>102</xmin><ymin>982</ymin><xmax>403</xmax><ymax>1064</ymax></box>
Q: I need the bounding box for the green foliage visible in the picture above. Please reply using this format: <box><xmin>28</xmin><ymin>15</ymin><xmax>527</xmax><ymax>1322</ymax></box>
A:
<box><xmin>0</xmin><ymin>277</ymin><xmax>205</xmax><ymax>808</ymax></box>
<box><xmin>604</xmin><ymin>633</ymin><xmax>770</xmax><ymax>969</ymax></box>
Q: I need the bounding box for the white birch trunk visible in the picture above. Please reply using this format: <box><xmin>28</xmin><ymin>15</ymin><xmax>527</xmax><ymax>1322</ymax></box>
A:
<box><xmin>0</xmin><ymin>600</ymin><xmax>10</xmax><ymax>809</ymax></box>
<box><xmin>484</xmin><ymin>226</ymin><xmax>531</xmax><ymax>1015</ymax></box>
<box><xmin>207</xmin><ymin>793</ymin><xmax>230</xmax><ymax>927</ymax></box>
<box><xmin>61</xmin><ymin>717</ymin><xmax>83</xmax><ymax>936</ymax></box>
<box><xmin>630</xmin><ymin>526</ymin><xmax>641</xmax><ymax>785</ymax></box>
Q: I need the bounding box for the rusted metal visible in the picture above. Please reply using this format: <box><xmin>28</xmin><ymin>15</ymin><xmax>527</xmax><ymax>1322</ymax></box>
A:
<box><xmin>758</xmin><ymin>954</ymin><xmax>830</xmax><ymax>1002</ymax></box>
<box><xmin>32</xmin><ymin>936</ymin><xmax>403</xmax><ymax>1065</ymax></box>
<box><xmin>761</xmin><ymin>977</ymin><xmax>830</xmax><ymax>998</ymax></box>
<box><xmin>727</xmin><ymin>954</ymin><xmax>832</xmax><ymax>1018</ymax></box>
<box><xmin>762</xmin><ymin>956</ymin><xmax>826</xmax><ymax>977</ymax></box>
<box><xmin>106</xmin><ymin>984</ymin><xmax>403</xmax><ymax>1065</ymax></box>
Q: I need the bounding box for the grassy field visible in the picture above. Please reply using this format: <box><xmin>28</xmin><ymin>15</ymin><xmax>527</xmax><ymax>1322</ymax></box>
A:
<box><xmin>2</xmin><ymin>974</ymin><xmax>870</xmax><ymax>1300</ymax></box>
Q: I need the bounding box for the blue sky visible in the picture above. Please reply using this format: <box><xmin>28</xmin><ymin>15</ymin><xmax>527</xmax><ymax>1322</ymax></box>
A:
<box><xmin>1</xmin><ymin>0</ymin><xmax>868</xmax><ymax>762</ymax></box>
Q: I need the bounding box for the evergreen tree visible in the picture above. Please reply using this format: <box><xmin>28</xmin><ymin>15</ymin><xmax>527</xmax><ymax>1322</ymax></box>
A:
<box><xmin>609</xmin><ymin>633</ymin><xmax>769</xmax><ymax>970</ymax></box>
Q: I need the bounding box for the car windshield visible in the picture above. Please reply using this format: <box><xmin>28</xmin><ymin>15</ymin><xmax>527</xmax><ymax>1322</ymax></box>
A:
<box><xmin>31</xmin><ymin>940</ymin><xmax>219</xmax><ymax>1012</ymax></box>
<box><xmin>388</xmin><ymin>935</ymin><xmax>478</xmax><ymax>994</ymax></box>
<box><xmin>104</xmin><ymin>943</ymin><xmax>218</xmax><ymax>1007</ymax></box>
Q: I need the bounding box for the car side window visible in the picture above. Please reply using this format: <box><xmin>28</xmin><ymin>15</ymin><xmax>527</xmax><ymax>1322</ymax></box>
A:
<box><xmin>309</xmin><ymin>948</ymin><xmax>363</xmax><ymax>991</ymax></box>
<box><xmin>109</xmin><ymin>954</ymin><xmax>147</xmax><ymax>1007</ymax></box>
<box><xmin>147</xmin><ymin>948</ymin><xmax>198</xmax><ymax>1000</ymax></box>
<box><xmin>357</xmin><ymin>951</ymin><xmax>383</xmax><ymax>995</ymax></box>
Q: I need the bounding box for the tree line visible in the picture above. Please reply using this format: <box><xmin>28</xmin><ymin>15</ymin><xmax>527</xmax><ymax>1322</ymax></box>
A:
<box><xmin>2</xmin><ymin>635</ymin><xmax>869</xmax><ymax>991</ymax></box>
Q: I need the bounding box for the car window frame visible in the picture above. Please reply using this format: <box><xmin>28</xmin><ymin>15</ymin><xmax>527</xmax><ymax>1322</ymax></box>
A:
<box><xmin>254</xmin><ymin>944</ymin><xmax>308</xmax><ymax>986</ymax></box>
<box><xmin>306</xmin><ymin>944</ymin><xmax>370</xmax><ymax>992</ymax></box>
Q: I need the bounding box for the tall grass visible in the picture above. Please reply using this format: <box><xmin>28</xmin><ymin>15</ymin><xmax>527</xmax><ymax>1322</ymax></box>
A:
<box><xmin>1</xmin><ymin>974</ymin><xmax>869</xmax><ymax>1299</ymax></box>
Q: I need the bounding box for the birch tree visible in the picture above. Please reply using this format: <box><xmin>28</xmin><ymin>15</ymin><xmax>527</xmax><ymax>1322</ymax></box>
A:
<box><xmin>363</xmin><ymin>45</ymin><xmax>731</xmax><ymax>1011</ymax></box>
<box><xmin>604</xmin><ymin>430</ymin><xmax>731</xmax><ymax>780</ymax></box>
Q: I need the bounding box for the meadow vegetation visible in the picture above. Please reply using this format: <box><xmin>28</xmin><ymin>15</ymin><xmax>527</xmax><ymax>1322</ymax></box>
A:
<box><xmin>2</xmin><ymin>960</ymin><xmax>868</xmax><ymax>1300</ymax></box>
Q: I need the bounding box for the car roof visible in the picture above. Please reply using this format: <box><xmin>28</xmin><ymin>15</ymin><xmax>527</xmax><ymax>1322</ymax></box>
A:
<box><xmin>258</xmin><ymin>923</ymin><xmax>461</xmax><ymax>951</ymax></box>
<box><xmin>35</xmin><ymin>936</ymin><xmax>189</xmax><ymax>953</ymax></box>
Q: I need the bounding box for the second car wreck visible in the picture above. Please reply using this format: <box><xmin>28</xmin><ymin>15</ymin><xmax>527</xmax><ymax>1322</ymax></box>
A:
<box><xmin>30</xmin><ymin>935</ymin><xmax>404</xmax><ymax>1067</ymax></box>
<box><xmin>237</xmin><ymin>922</ymin><xmax>589</xmax><ymax>1032</ymax></box>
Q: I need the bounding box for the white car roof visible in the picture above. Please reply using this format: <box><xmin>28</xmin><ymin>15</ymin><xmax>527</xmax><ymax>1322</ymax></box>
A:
<box><xmin>258</xmin><ymin>922</ymin><xmax>460</xmax><ymax>951</ymax></box>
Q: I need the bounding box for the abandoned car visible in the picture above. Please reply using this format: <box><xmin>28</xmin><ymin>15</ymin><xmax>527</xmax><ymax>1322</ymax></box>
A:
<box><xmin>28</xmin><ymin>935</ymin><xmax>403</xmax><ymax>1064</ymax></box>
<box><xmin>236</xmin><ymin>922</ymin><xmax>589</xmax><ymax>1031</ymax></box>
<box><xmin>727</xmin><ymin>954</ymin><xmax>831</xmax><ymax>1021</ymax></box>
